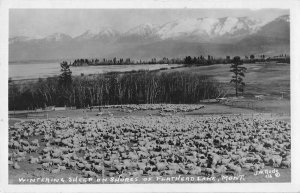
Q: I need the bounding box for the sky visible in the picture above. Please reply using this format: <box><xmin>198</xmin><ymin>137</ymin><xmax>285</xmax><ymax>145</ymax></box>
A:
<box><xmin>9</xmin><ymin>9</ymin><xmax>289</xmax><ymax>38</ymax></box>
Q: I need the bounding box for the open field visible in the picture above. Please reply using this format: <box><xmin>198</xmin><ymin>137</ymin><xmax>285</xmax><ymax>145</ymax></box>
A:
<box><xmin>164</xmin><ymin>63</ymin><xmax>290</xmax><ymax>98</ymax></box>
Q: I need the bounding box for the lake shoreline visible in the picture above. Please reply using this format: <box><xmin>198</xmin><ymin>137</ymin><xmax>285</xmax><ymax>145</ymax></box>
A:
<box><xmin>9</xmin><ymin>63</ymin><xmax>185</xmax><ymax>81</ymax></box>
<box><xmin>9</xmin><ymin>64</ymin><xmax>185</xmax><ymax>84</ymax></box>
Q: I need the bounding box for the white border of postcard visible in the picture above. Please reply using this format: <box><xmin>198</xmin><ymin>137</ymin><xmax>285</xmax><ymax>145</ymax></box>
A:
<box><xmin>0</xmin><ymin>0</ymin><xmax>300</xmax><ymax>192</ymax></box>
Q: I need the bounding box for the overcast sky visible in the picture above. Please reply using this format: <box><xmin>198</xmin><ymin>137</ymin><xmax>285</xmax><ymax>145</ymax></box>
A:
<box><xmin>9</xmin><ymin>9</ymin><xmax>289</xmax><ymax>38</ymax></box>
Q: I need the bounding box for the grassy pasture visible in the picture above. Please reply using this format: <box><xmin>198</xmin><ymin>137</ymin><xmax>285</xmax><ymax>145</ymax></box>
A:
<box><xmin>165</xmin><ymin>63</ymin><xmax>290</xmax><ymax>98</ymax></box>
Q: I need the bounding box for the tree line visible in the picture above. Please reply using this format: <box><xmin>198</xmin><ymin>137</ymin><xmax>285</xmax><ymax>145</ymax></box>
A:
<box><xmin>9</xmin><ymin>71</ymin><xmax>224</xmax><ymax>110</ymax></box>
<box><xmin>71</xmin><ymin>53</ymin><xmax>290</xmax><ymax>67</ymax></box>
<box><xmin>71</xmin><ymin>55</ymin><xmax>223</xmax><ymax>66</ymax></box>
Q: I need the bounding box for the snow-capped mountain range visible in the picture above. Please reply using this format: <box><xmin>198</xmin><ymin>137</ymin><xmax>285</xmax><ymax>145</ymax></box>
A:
<box><xmin>44</xmin><ymin>33</ymin><xmax>72</xmax><ymax>42</ymax></box>
<box><xmin>9</xmin><ymin>15</ymin><xmax>289</xmax><ymax>61</ymax></box>
<box><xmin>74</xmin><ymin>28</ymin><xmax>120</xmax><ymax>41</ymax></box>
<box><xmin>9</xmin><ymin>16</ymin><xmax>274</xmax><ymax>43</ymax></box>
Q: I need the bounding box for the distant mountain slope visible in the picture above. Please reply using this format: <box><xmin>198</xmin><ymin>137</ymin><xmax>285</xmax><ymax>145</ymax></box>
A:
<box><xmin>9</xmin><ymin>15</ymin><xmax>289</xmax><ymax>62</ymax></box>
<box><xmin>235</xmin><ymin>14</ymin><xmax>290</xmax><ymax>55</ymax></box>
<box><xmin>254</xmin><ymin>15</ymin><xmax>290</xmax><ymax>40</ymax></box>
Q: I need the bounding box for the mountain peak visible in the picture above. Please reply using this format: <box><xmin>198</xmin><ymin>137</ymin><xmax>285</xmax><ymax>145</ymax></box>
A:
<box><xmin>44</xmin><ymin>33</ymin><xmax>72</xmax><ymax>42</ymax></box>
<box><xmin>98</xmin><ymin>27</ymin><xmax>119</xmax><ymax>37</ymax></box>
<box><xmin>125</xmin><ymin>23</ymin><xmax>159</xmax><ymax>37</ymax></box>
<box><xmin>75</xmin><ymin>30</ymin><xmax>97</xmax><ymax>40</ymax></box>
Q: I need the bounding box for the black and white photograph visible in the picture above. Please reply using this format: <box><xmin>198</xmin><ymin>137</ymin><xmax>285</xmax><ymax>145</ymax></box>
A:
<box><xmin>1</xmin><ymin>0</ymin><xmax>300</xmax><ymax>192</ymax></box>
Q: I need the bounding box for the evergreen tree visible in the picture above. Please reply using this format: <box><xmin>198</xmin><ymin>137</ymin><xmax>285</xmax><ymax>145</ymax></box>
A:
<box><xmin>230</xmin><ymin>56</ymin><xmax>247</xmax><ymax>97</ymax></box>
<box><xmin>59</xmin><ymin>61</ymin><xmax>72</xmax><ymax>87</ymax></box>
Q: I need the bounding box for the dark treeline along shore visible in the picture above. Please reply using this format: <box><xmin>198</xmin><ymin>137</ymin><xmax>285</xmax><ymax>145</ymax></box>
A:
<box><xmin>9</xmin><ymin>71</ymin><xmax>223</xmax><ymax>110</ymax></box>
<box><xmin>71</xmin><ymin>54</ymin><xmax>290</xmax><ymax>66</ymax></box>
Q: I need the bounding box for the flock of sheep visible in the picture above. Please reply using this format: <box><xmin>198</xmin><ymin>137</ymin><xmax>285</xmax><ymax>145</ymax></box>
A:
<box><xmin>101</xmin><ymin>104</ymin><xmax>205</xmax><ymax>113</ymax></box>
<box><xmin>9</xmin><ymin>105</ymin><xmax>290</xmax><ymax>180</ymax></box>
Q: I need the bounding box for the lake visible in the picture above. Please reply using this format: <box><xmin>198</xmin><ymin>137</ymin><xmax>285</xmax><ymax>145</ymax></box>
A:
<box><xmin>9</xmin><ymin>62</ymin><xmax>183</xmax><ymax>80</ymax></box>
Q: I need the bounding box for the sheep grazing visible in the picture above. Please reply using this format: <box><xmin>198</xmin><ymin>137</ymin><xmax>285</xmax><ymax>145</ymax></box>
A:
<box><xmin>203</xmin><ymin>168</ymin><xmax>214</xmax><ymax>176</ymax></box>
<box><xmin>13</xmin><ymin>162</ymin><xmax>20</xmax><ymax>169</ymax></box>
<box><xmin>147</xmin><ymin>171</ymin><xmax>160</xmax><ymax>176</ymax></box>
<box><xmin>31</xmin><ymin>139</ymin><xmax>40</xmax><ymax>147</ymax></box>
<box><xmin>87</xmin><ymin>170</ymin><xmax>100</xmax><ymax>178</ymax></box>
<box><xmin>68</xmin><ymin>161</ymin><xmax>77</xmax><ymax>169</ymax></box>
<box><xmin>280</xmin><ymin>160</ymin><xmax>291</xmax><ymax>168</ymax></box>
<box><xmin>155</xmin><ymin>160</ymin><xmax>168</xmax><ymax>171</ymax></box>
<box><xmin>188</xmin><ymin>166</ymin><xmax>202</xmax><ymax>175</ymax></box>
<box><xmin>178</xmin><ymin>166</ymin><xmax>189</xmax><ymax>175</ymax></box>
<box><xmin>51</xmin><ymin>168</ymin><xmax>60</xmax><ymax>174</ymax></box>
<box><xmin>137</xmin><ymin>162</ymin><xmax>147</xmax><ymax>171</ymax></box>
<box><xmin>227</xmin><ymin>163</ymin><xmax>242</xmax><ymax>175</ymax></box>
<box><xmin>163</xmin><ymin>170</ymin><xmax>177</xmax><ymax>175</ymax></box>
<box><xmin>8</xmin><ymin>113</ymin><xmax>291</xmax><ymax>180</ymax></box>
<box><xmin>84</xmin><ymin>163</ymin><xmax>92</xmax><ymax>170</ymax></box>
<box><xmin>270</xmin><ymin>155</ymin><xmax>283</xmax><ymax>168</ymax></box>
<box><xmin>11</xmin><ymin>141</ymin><xmax>21</xmax><ymax>149</ymax></box>
<box><xmin>242</xmin><ymin>163</ymin><xmax>253</xmax><ymax>170</ymax></box>
<box><xmin>93</xmin><ymin>163</ymin><xmax>103</xmax><ymax>173</ymax></box>
<box><xmin>131</xmin><ymin>169</ymin><xmax>143</xmax><ymax>177</ymax></box>
<box><xmin>16</xmin><ymin>157</ymin><xmax>25</xmax><ymax>162</ymax></box>
<box><xmin>51</xmin><ymin>158</ymin><xmax>62</xmax><ymax>165</ymax></box>
<box><xmin>213</xmin><ymin>165</ymin><xmax>227</xmax><ymax>174</ymax></box>
<box><xmin>42</xmin><ymin>162</ymin><xmax>50</xmax><ymax>168</ymax></box>
<box><xmin>221</xmin><ymin>158</ymin><xmax>231</xmax><ymax>165</ymax></box>
<box><xmin>58</xmin><ymin>165</ymin><xmax>67</xmax><ymax>170</ymax></box>
<box><xmin>29</xmin><ymin>156</ymin><xmax>39</xmax><ymax>164</ymax></box>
